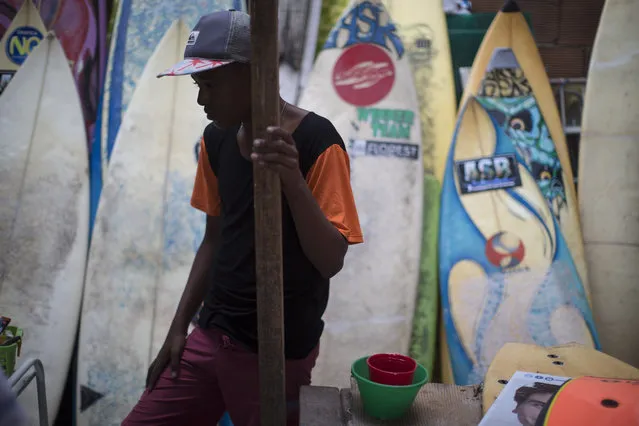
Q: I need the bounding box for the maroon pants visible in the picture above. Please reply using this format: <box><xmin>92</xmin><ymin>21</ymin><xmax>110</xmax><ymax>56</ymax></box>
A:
<box><xmin>121</xmin><ymin>326</ymin><xmax>319</xmax><ymax>426</ymax></box>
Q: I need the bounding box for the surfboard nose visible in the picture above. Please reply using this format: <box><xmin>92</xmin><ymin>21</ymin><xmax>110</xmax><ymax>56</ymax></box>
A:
<box><xmin>501</xmin><ymin>0</ymin><xmax>521</xmax><ymax>13</ymax></box>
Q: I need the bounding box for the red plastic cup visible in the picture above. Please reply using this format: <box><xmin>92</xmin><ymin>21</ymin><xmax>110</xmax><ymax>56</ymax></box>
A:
<box><xmin>367</xmin><ymin>353</ymin><xmax>417</xmax><ymax>386</ymax></box>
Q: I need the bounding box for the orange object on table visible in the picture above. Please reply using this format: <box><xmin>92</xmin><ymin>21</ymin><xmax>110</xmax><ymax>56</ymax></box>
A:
<box><xmin>538</xmin><ymin>376</ymin><xmax>639</xmax><ymax>426</ymax></box>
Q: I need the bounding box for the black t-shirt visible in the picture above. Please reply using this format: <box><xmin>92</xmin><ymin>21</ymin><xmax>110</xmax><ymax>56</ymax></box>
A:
<box><xmin>190</xmin><ymin>112</ymin><xmax>363</xmax><ymax>359</ymax></box>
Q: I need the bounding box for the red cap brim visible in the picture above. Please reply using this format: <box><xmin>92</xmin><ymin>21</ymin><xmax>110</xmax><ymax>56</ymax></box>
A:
<box><xmin>156</xmin><ymin>58</ymin><xmax>234</xmax><ymax>78</ymax></box>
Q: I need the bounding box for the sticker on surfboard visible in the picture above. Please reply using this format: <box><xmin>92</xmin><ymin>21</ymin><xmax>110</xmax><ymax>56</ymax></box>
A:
<box><xmin>455</xmin><ymin>153</ymin><xmax>522</xmax><ymax>194</ymax></box>
<box><xmin>4</xmin><ymin>26</ymin><xmax>43</xmax><ymax>66</ymax></box>
<box><xmin>485</xmin><ymin>231</ymin><xmax>526</xmax><ymax>269</ymax></box>
<box><xmin>332</xmin><ymin>43</ymin><xmax>395</xmax><ymax>106</ymax></box>
<box><xmin>324</xmin><ymin>0</ymin><xmax>405</xmax><ymax>107</ymax></box>
<box><xmin>349</xmin><ymin>106</ymin><xmax>419</xmax><ymax>160</ymax></box>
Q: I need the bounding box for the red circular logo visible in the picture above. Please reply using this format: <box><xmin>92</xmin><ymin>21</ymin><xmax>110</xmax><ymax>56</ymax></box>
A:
<box><xmin>332</xmin><ymin>43</ymin><xmax>395</xmax><ymax>107</ymax></box>
<box><xmin>485</xmin><ymin>231</ymin><xmax>526</xmax><ymax>269</ymax></box>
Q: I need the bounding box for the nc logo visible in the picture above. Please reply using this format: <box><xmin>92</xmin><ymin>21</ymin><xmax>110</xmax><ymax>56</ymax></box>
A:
<box><xmin>6</xmin><ymin>26</ymin><xmax>43</xmax><ymax>65</ymax></box>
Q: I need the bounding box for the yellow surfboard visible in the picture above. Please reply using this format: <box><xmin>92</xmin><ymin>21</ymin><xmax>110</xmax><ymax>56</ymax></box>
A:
<box><xmin>383</xmin><ymin>0</ymin><xmax>457</xmax><ymax>377</ymax></box>
<box><xmin>438</xmin><ymin>95</ymin><xmax>598</xmax><ymax>385</ymax></box>
<box><xmin>579</xmin><ymin>0</ymin><xmax>639</xmax><ymax>368</ymax></box>
<box><xmin>0</xmin><ymin>0</ymin><xmax>46</xmax><ymax>96</ymax></box>
<box><xmin>316</xmin><ymin>0</ymin><xmax>350</xmax><ymax>57</ymax></box>
<box><xmin>437</xmin><ymin>0</ymin><xmax>597</xmax><ymax>385</ymax></box>
<box><xmin>456</xmin><ymin>0</ymin><xmax>587</xmax><ymax>286</ymax></box>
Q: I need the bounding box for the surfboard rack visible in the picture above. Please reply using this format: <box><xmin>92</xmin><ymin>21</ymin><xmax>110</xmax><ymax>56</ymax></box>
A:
<box><xmin>8</xmin><ymin>357</ymin><xmax>48</xmax><ymax>426</ymax></box>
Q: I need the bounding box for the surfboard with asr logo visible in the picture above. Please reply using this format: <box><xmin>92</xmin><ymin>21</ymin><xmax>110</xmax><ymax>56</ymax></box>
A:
<box><xmin>0</xmin><ymin>0</ymin><xmax>46</xmax><ymax>96</ymax></box>
<box><xmin>298</xmin><ymin>0</ymin><xmax>423</xmax><ymax>389</ymax></box>
<box><xmin>438</xmin><ymin>95</ymin><xmax>599</xmax><ymax>386</ymax></box>
<box><xmin>437</xmin><ymin>0</ymin><xmax>599</xmax><ymax>385</ymax></box>
<box><xmin>75</xmin><ymin>20</ymin><xmax>209</xmax><ymax>425</ymax></box>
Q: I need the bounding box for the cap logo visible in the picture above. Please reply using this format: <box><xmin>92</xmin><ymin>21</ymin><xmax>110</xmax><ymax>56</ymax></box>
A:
<box><xmin>187</xmin><ymin>31</ymin><xmax>200</xmax><ymax>46</ymax></box>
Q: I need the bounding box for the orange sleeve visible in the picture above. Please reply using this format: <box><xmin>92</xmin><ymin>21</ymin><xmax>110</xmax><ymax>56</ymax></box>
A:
<box><xmin>306</xmin><ymin>145</ymin><xmax>363</xmax><ymax>244</ymax></box>
<box><xmin>190</xmin><ymin>138</ymin><xmax>221</xmax><ymax>216</ymax></box>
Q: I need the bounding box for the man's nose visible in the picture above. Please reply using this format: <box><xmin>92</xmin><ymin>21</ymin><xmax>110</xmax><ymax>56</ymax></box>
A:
<box><xmin>197</xmin><ymin>89</ymin><xmax>207</xmax><ymax>106</ymax></box>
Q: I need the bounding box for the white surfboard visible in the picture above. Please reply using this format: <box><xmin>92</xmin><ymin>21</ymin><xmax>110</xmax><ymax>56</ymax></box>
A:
<box><xmin>578</xmin><ymin>0</ymin><xmax>639</xmax><ymax>368</ymax></box>
<box><xmin>75</xmin><ymin>19</ymin><xmax>208</xmax><ymax>425</ymax></box>
<box><xmin>0</xmin><ymin>0</ymin><xmax>47</xmax><ymax>96</ymax></box>
<box><xmin>298</xmin><ymin>0</ymin><xmax>423</xmax><ymax>389</ymax></box>
<box><xmin>0</xmin><ymin>33</ymin><xmax>89</xmax><ymax>424</ymax></box>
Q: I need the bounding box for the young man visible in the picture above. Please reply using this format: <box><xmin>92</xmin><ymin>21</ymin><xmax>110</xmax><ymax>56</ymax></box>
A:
<box><xmin>122</xmin><ymin>9</ymin><xmax>363</xmax><ymax>426</ymax></box>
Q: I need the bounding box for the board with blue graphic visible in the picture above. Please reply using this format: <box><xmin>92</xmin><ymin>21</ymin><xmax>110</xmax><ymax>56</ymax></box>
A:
<box><xmin>473</xmin><ymin>48</ymin><xmax>571</xmax><ymax>226</ymax></box>
<box><xmin>91</xmin><ymin>0</ymin><xmax>243</xmax><ymax>227</ymax></box>
<box><xmin>438</xmin><ymin>96</ymin><xmax>599</xmax><ymax>385</ymax></box>
<box><xmin>76</xmin><ymin>20</ymin><xmax>210</xmax><ymax>425</ymax></box>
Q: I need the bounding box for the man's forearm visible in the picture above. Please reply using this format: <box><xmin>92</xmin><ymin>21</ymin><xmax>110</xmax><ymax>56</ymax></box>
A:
<box><xmin>284</xmin><ymin>180</ymin><xmax>348</xmax><ymax>278</ymax></box>
<box><xmin>169</xmin><ymin>240</ymin><xmax>216</xmax><ymax>334</ymax></box>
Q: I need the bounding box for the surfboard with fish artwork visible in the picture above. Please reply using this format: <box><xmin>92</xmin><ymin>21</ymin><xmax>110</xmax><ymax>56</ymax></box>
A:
<box><xmin>437</xmin><ymin>0</ymin><xmax>599</xmax><ymax>385</ymax></box>
<box><xmin>438</xmin><ymin>95</ymin><xmax>599</xmax><ymax>386</ymax></box>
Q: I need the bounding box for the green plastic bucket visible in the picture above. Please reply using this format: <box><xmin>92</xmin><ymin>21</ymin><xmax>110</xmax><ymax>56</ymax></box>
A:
<box><xmin>0</xmin><ymin>326</ymin><xmax>23</xmax><ymax>376</ymax></box>
<box><xmin>351</xmin><ymin>356</ymin><xmax>429</xmax><ymax>420</ymax></box>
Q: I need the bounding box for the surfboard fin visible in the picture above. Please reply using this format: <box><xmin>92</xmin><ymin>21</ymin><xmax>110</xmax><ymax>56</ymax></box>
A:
<box><xmin>80</xmin><ymin>385</ymin><xmax>104</xmax><ymax>412</ymax></box>
<box><xmin>501</xmin><ymin>0</ymin><xmax>520</xmax><ymax>13</ymax></box>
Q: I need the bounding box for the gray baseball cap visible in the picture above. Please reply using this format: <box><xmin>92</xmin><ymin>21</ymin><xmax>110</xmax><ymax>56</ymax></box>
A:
<box><xmin>157</xmin><ymin>9</ymin><xmax>251</xmax><ymax>78</ymax></box>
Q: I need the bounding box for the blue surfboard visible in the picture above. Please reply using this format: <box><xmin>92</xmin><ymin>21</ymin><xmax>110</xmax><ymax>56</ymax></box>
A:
<box><xmin>438</xmin><ymin>96</ymin><xmax>599</xmax><ymax>385</ymax></box>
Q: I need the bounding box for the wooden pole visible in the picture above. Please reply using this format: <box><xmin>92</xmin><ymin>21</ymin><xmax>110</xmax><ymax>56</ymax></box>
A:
<box><xmin>249</xmin><ymin>1</ymin><xmax>287</xmax><ymax>426</ymax></box>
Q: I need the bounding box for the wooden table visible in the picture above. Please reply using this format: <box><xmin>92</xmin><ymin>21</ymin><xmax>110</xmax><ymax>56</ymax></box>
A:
<box><xmin>300</xmin><ymin>379</ymin><xmax>483</xmax><ymax>426</ymax></box>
